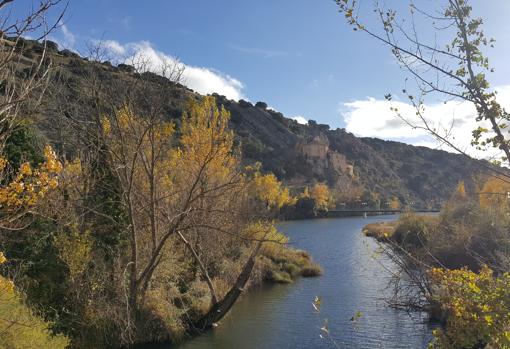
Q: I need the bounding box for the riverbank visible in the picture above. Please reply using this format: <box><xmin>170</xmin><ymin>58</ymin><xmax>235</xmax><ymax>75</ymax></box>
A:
<box><xmin>140</xmin><ymin>241</ymin><xmax>323</xmax><ymax>346</ymax></box>
<box><xmin>361</xmin><ymin>205</ymin><xmax>510</xmax><ymax>348</ymax></box>
<box><xmin>284</xmin><ymin>209</ymin><xmax>439</xmax><ymax>221</ymax></box>
<box><xmin>254</xmin><ymin>246</ymin><xmax>323</xmax><ymax>285</ymax></box>
<box><xmin>362</xmin><ymin>221</ymin><xmax>398</xmax><ymax>240</ymax></box>
<box><xmin>158</xmin><ymin>216</ymin><xmax>432</xmax><ymax>349</ymax></box>
<box><xmin>362</xmin><ymin>213</ymin><xmax>439</xmax><ymax>241</ymax></box>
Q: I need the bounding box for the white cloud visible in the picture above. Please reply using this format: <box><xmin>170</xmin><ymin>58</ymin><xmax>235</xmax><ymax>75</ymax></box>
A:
<box><xmin>292</xmin><ymin>115</ymin><xmax>308</xmax><ymax>124</ymax></box>
<box><xmin>184</xmin><ymin>65</ymin><xmax>244</xmax><ymax>101</ymax></box>
<box><xmin>60</xmin><ymin>24</ymin><xmax>76</xmax><ymax>48</ymax></box>
<box><xmin>103</xmin><ymin>40</ymin><xmax>127</xmax><ymax>56</ymax></box>
<box><xmin>340</xmin><ymin>85</ymin><xmax>510</xmax><ymax>160</ymax></box>
<box><xmin>48</xmin><ymin>24</ymin><xmax>77</xmax><ymax>50</ymax></box>
<box><xmin>101</xmin><ymin>40</ymin><xmax>246</xmax><ymax>101</ymax></box>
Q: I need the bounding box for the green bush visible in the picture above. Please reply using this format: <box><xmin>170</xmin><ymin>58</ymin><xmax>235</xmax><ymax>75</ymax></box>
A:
<box><xmin>393</xmin><ymin>213</ymin><xmax>434</xmax><ymax>248</ymax></box>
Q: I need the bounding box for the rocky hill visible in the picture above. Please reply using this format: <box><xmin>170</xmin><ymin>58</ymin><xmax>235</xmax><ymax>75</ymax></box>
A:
<box><xmin>219</xmin><ymin>96</ymin><xmax>484</xmax><ymax>209</ymax></box>
<box><xmin>12</xmin><ymin>38</ymin><xmax>489</xmax><ymax>209</ymax></box>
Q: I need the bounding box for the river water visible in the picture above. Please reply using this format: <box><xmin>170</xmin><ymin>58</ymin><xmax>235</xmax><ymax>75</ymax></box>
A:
<box><xmin>153</xmin><ymin>216</ymin><xmax>433</xmax><ymax>349</ymax></box>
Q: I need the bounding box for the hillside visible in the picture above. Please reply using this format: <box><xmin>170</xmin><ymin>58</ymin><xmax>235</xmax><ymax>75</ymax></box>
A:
<box><xmin>16</xmin><ymin>38</ymin><xmax>487</xmax><ymax>209</ymax></box>
<box><xmin>215</xmin><ymin>96</ymin><xmax>484</xmax><ymax>210</ymax></box>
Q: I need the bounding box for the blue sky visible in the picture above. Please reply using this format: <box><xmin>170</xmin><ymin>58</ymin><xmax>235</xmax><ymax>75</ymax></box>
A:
<box><xmin>54</xmin><ymin>0</ymin><xmax>408</xmax><ymax>128</ymax></box>
<box><xmin>23</xmin><ymin>0</ymin><xmax>510</xmax><ymax>152</ymax></box>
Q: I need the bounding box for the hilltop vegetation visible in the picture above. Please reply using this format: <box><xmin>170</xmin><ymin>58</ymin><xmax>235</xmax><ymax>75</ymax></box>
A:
<box><xmin>4</xmin><ymin>37</ymin><xmax>486</xmax><ymax>212</ymax></box>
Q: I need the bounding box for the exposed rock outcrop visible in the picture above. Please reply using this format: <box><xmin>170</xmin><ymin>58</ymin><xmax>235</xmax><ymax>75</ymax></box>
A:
<box><xmin>296</xmin><ymin>134</ymin><xmax>354</xmax><ymax>179</ymax></box>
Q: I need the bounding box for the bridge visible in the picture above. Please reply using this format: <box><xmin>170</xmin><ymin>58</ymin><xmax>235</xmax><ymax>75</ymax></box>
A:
<box><xmin>325</xmin><ymin>209</ymin><xmax>440</xmax><ymax>218</ymax></box>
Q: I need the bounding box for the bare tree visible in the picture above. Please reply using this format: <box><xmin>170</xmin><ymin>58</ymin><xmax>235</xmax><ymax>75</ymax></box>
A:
<box><xmin>0</xmin><ymin>0</ymin><xmax>67</xmax><ymax>146</ymax></box>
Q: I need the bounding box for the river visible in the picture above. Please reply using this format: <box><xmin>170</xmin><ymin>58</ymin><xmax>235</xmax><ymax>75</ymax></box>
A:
<box><xmin>150</xmin><ymin>216</ymin><xmax>433</xmax><ymax>349</ymax></box>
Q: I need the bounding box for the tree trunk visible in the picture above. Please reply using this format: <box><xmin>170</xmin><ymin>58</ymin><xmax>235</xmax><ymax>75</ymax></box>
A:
<box><xmin>177</xmin><ymin>230</ymin><xmax>218</xmax><ymax>305</ymax></box>
<box><xmin>190</xmin><ymin>242</ymin><xmax>262</xmax><ymax>333</ymax></box>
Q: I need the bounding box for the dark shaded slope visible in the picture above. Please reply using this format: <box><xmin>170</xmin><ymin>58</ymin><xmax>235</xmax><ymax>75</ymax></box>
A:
<box><xmin>361</xmin><ymin>137</ymin><xmax>483</xmax><ymax>207</ymax></box>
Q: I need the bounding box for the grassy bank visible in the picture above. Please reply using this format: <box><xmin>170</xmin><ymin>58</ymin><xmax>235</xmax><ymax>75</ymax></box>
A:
<box><xmin>139</xmin><ymin>243</ymin><xmax>323</xmax><ymax>345</ymax></box>
<box><xmin>255</xmin><ymin>247</ymin><xmax>323</xmax><ymax>285</ymax></box>
<box><xmin>362</xmin><ymin>205</ymin><xmax>510</xmax><ymax>348</ymax></box>
<box><xmin>363</xmin><ymin>214</ymin><xmax>441</xmax><ymax>252</ymax></box>
<box><xmin>362</xmin><ymin>221</ymin><xmax>398</xmax><ymax>241</ymax></box>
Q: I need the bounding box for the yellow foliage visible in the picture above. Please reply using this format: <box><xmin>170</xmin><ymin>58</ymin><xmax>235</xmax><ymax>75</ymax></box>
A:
<box><xmin>0</xmin><ymin>145</ymin><xmax>62</xmax><ymax>214</ymax></box>
<box><xmin>60</xmin><ymin>158</ymin><xmax>83</xmax><ymax>187</ymax></box>
<box><xmin>243</xmin><ymin>222</ymin><xmax>289</xmax><ymax>256</ymax></box>
<box><xmin>177</xmin><ymin>96</ymin><xmax>235</xmax><ymax>181</ymax></box>
<box><xmin>454</xmin><ymin>180</ymin><xmax>466</xmax><ymax>198</ymax></box>
<box><xmin>54</xmin><ymin>228</ymin><xmax>93</xmax><ymax>280</ymax></box>
<box><xmin>479</xmin><ymin>177</ymin><xmax>510</xmax><ymax>209</ymax></box>
<box><xmin>100</xmin><ymin>115</ymin><xmax>111</xmax><ymax>135</ymax></box>
<box><xmin>0</xmin><ymin>254</ymin><xmax>68</xmax><ymax>349</ymax></box>
<box><xmin>310</xmin><ymin>183</ymin><xmax>330</xmax><ymax>211</ymax></box>
<box><xmin>251</xmin><ymin>173</ymin><xmax>296</xmax><ymax>209</ymax></box>
<box><xmin>301</xmin><ymin>186</ymin><xmax>310</xmax><ymax>199</ymax></box>
<box><xmin>0</xmin><ymin>253</ymin><xmax>14</xmax><ymax>294</ymax></box>
<box><xmin>428</xmin><ymin>266</ymin><xmax>510</xmax><ymax>349</ymax></box>
<box><xmin>362</xmin><ymin>221</ymin><xmax>398</xmax><ymax>240</ymax></box>
<box><xmin>389</xmin><ymin>196</ymin><xmax>401</xmax><ymax>210</ymax></box>
<box><xmin>0</xmin><ymin>283</ymin><xmax>69</xmax><ymax>349</ymax></box>
<box><xmin>243</xmin><ymin>221</ymin><xmax>288</xmax><ymax>244</ymax></box>
<box><xmin>102</xmin><ymin>105</ymin><xmax>176</xmax><ymax>205</ymax></box>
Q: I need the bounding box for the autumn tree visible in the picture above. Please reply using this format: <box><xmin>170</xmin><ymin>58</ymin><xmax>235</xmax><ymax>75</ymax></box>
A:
<box><xmin>428</xmin><ymin>266</ymin><xmax>510</xmax><ymax>349</ymax></box>
<box><xmin>310</xmin><ymin>183</ymin><xmax>331</xmax><ymax>212</ymax></box>
<box><xmin>388</xmin><ymin>196</ymin><xmax>401</xmax><ymax>211</ymax></box>
<box><xmin>478</xmin><ymin>177</ymin><xmax>510</xmax><ymax>209</ymax></box>
<box><xmin>453</xmin><ymin>181</ymin><xmax>467</xmax><ymax>199</ymax></box>
<box><xmin>0</xmin><ymin>0</ymin><xmax>68</xmax><ymax>230</ymax></box>
<box><xmin>301</xmin><ymin>186</ymin><xmax>310</xmax><ymax>199</ymax></box>
<box><xmin>0</xmin><ymin>1</ymin><xmax>68</xmax><ymax>347</ymax></box>
<box><xmin>0</xmin><ymin>0</ymin><xmax>66</xmax><ymax>263</ymax></box>
<box><xmin>100</xmin><ymin>96</ymin><xmax>285</xmax><ymax>343</ymax></box>
<box><xmin>249</xmin><ymin>170</ymin><xmax>295</xmax><ymax>211</ymax></box>
<box><xmin>0</xmin><ymin>0</ymin><xmax>66</xmax><ymax>230</ymax></box>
